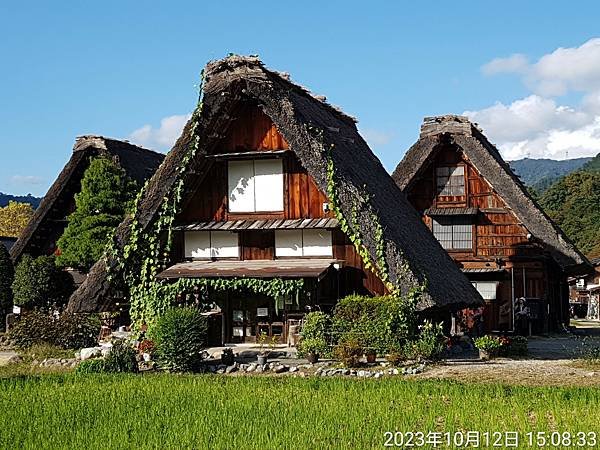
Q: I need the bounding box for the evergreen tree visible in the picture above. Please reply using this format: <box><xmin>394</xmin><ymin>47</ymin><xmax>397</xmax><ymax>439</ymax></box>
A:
<box><xmin>56</xmin><ymin>156</ymin><xmax>136</xmax><ymax>271</ymax></box>
<box><xmin>0</xmin><ymin>244</ymin><xmax>14</xmax><ymax>326</ymax></box>
<box><xmin>12</xmin><ymin>254</ymin><xmax>74</xmax><ymax>309</ymax></box>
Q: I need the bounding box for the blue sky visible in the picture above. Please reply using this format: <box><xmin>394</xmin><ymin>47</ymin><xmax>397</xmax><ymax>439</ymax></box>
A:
<box><xmin>2</xmin><ymin>1</ymin><xmax>600</xmax><ymax>196</ymax></box>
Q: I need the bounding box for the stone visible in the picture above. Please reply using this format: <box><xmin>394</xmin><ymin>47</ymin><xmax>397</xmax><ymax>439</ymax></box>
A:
<box><xmin>7</xmin><ymin>355</ymin><xmax>23</xmax><ymax>365</ymax></box>
<box><xmin>274</xmin><ymin>365</ymin><xmax>287</xmax><ymax>373</ymax></box>
<box><xmin>374</xmin><ymin>372</ymin><xmax>383</xmax><ymax>379</ymax></box>
<box><xmin>357</xmin><ymin>370</ymin><xmax>366</xmax><ymax>377</ymax></box>
<box><xmin>392</xmin><ymin>368</ymin><xmax>400</xmax><ymax>375</ymax></box>
<box><xmin>225</xmin><ymin>365</ymin><xmax>238</xmax><ymax>374</ymax></box>
<box><xmin>255</xmin><ymin>365</ymin><xmax>264</xmax><ymax>373</ymax></box>
<box><xmin>216</xmin><ymin>368</ymin><xmax>225</xmax><ymax>374</ymax></box>
<box><xmin>80</xmin><ymin>347</ymin><xmax>102</xmax><ymax>361</ymax></box>
<box><xmin>289</xmin><ymin>366</ymin><xmax>298</xmax><ymax>373</ymax></box>
<box><xmin>246</xmin><ymin>363</ymin><xmax>257</xmax><ymax>373</ymax></box>
<box><xmin>341</xmin><ymin>369</ymin><xmax>350</xmax><ymax>376</ymax></box>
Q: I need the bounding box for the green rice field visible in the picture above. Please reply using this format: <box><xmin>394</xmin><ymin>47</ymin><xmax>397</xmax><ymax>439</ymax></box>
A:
<box><xmin>1</xmin><ymin>374</ymin><xmax>599</xmax><ymax>449</ymax></box>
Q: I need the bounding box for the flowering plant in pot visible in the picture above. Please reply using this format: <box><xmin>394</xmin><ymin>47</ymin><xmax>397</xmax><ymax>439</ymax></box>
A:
<box><xmin>256</xmin><ymin>332</ymin><xmax>277</xmax><ymax>365</ymax></box>
<box><xmin>297</xmin><ymin>337</ymin><xmax>328</xmax><ymax>364</ymax></box>
<box><xmin>138</xmin><ymin>339</ymin><xmax>155</xmax><ymax>362</ymax></box>
<box><xmin>474</xmin><ymin>335</ymin><xmax>501</xmax><ymax>360</ymax></box>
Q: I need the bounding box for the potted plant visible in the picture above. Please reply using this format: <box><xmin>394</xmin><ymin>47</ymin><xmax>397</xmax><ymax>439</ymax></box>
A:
<box><xmin>138</xmin><ymin>339</ymin><xmax>155</xmax><ymax>362</ymax></box>
<box><xmin>298</xmin><ymin>337</ymin><xmax>328</xmax><ymax>364</ymax></box>
<box><xmin>221</xmin><ymin>348</ymin><xmax>235</xmax><ymax>366</ymax></box>
<box><xmin>256</xmin><ymin>332</ymin><xmax>271</xmax><ymax>365</ymax></box>
<box><xmin>364</xmin><ymin>348</ymin><xmax>377</xmax><ymax>364</ymax></box>
<box><xmin>474</xmin><ymin>335</ymin><xmax>501</xmax><ymax>360</ymax></box>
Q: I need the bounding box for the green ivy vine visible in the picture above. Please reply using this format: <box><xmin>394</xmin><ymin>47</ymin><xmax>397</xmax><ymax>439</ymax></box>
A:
<box><xmin>321</xmin><ymin>130</ymin><xmax>395</xmax><ymax>293</ymax></box>
<box><xmin>104</xmin><ymin>72</ymin><xmax>305</xmax><ymax>329</ymax></box>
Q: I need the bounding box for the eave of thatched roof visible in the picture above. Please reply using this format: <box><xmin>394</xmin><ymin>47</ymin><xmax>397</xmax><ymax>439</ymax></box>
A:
<box><xmin>10</xmin><ymin>136</ymin><xmax>164</xmax><ymax>262</ymax></box>
<box><xmin>392</xmin><ymin>115</ymin><xmax>592</xmax><ymax>275</ymax></box>
<box><xmin>67</xmin><ymin>56</ymin><xmax>483</xmax><ymax>313</ymax></box>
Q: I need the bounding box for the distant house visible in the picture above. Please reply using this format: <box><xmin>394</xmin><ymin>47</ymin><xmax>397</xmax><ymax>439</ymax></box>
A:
<box><xmin>1</xmin><ymin>236</ymin><xmax>17</xmax><ymax>251</ymax></box>
<box><xmin>570</xmin><ymin>258</ymin><xmax>600</xmax><ymax>319</ymax></box>
<box><xmin>10</xmin><ymin>136</ymin><xmax>164</xmax><ymax>265</ymax></box>
<box><xmin>393</xmin><ymin>115</ymin><xmax>592</xmax><ymax>334</ymax></box>
<box><xmin>68</xmin><ymin>56</ymin><xmax>482</xmax><ymax>342</ymax></box>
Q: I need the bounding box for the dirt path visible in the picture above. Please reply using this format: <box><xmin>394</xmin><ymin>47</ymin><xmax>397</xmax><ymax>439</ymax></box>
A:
<box><xmin>419</xmin><ymin>334</ymin><xmax>600</xmax><ymax>387</ymax></box>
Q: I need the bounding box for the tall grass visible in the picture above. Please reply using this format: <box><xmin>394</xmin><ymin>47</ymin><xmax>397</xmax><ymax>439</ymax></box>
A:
<box><xmin>0</xmin><ymin>374</ymin><xmax>598</xmax><ymax>449</ymax></box>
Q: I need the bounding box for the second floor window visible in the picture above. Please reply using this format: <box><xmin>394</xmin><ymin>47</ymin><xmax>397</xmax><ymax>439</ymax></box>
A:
<box><xmin>184</xmin><ymin>231</ymin><xmax>239</xmax><ymax>258</ymax></box>
<box><xmin>432</xmin><ymin>216</ymin><xmax>472</xmax><ymax>250</ymax></box>
<box><xmin>436</xmin><ymin>166</ymin><xmax>465</xmax><ymax>196</ymax></box>
<box><xmin>228</xmin><ymin>159</ymin><xmax>284</xmax><ymax>213</ymax></box>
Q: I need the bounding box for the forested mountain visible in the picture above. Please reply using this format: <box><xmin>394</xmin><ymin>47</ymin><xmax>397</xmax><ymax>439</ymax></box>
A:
<box><xmin>582</xmin><ymin>153</ymin><xmax>600</xmax><ymax>172</ymax></box>
<box><xmin>538</xmin><ymin>158</ymin><xmax>600</xmax><ymax>259</ymax></box>
<box><xmin>0</xmin><ymin>193</ymin><xmax>41</xmax><ymax>208</ymax></box>
<box><xmin>509</xmin><ymin>157</ymin><xmax>592</xmax><ymax>193</ymax></box>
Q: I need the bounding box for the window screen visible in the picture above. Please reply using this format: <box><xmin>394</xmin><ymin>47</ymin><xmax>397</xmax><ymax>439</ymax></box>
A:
<box><xmin>432</xmin><ymin>217</ymin><xmax>472</xmax><ymax>250</ymax></box>
<box><xmin>472</xmin><ymin>281</ymin><xmax>498</xmax><ymax>300</ymax></box>
<box><xmin>275</xmin><ymin>229</ymin><xmax>333</xmax><ymax>257</ymax></box>
<box><xmin>436</xmin><ymin>166</ymin><xmax>465</xmax><ymax>196</ymax></box>
<box><xmin>228</xmin><ymin>159</ymin><xmax>283</xmax><ymax>213</ymax></box>
<box><xmin>184</xmin><ymin>231</ymin><xmax>239</xmax><ymax>258</ymax></box>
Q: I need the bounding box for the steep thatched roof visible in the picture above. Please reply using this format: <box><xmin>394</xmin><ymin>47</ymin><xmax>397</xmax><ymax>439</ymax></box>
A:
<box><xmin>10</xmin><ymin>136</ymin><xmax>164</xmax><ymax>261</ymax></box>
<box><xmin>393</xmin><ymin>115</ymin><xmax>592</xmax><ymax>275</ymax></box>
<box><xmin>68</xmin><ymin>56</ymin><xmax>482</xmax><ymax>313</ymax></box>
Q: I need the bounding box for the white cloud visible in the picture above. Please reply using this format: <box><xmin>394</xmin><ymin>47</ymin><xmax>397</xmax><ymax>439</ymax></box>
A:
<box><xmin>465</xmin><ymin>95</ymin><xmax>600</xmax><ymax>160</ymax></box>
<box><xmin>482</xmin><ymin>38</ymin><xmax>600</xmax><ymax>96</ymax></box>
<box><xmin>360</xmin><ymin>128</ymin><xmax>394</xmax><ymax>147</ymax></box>
<box><xmin>469</xmin><ymin>38</ymin><xmax>600</xmax><ymax>160</ymax></box>
<box><xmin>481</xmin><ymin>54</ymin><xmax>529</xmax><ymax>76</ymax></box>
<box><xmin>10</xmin><ymin>175</ymin><xmax>44</xmax><ymax>186</ymax></box>
<box><xmin>128</xmin><ymin>114</ymin><xmax>190</xmax><ymax>151</ymax></box>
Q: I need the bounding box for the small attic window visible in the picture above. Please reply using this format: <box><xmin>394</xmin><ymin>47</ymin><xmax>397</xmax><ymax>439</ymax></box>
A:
<box><xmin>436</xmin><ymin>166</ymin><xmax>465</xmax><ymax>196</ymax></box>
<box><xmin>228</xmin><ymin>159</ymin><xmax>283</xmax><ymax>213</ymax></box>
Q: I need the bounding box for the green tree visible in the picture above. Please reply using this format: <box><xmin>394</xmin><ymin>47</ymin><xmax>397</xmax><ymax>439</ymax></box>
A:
<box><xmin>56</xmin><ymin>156</ymin><xmax>136</xmax><ymax>271</ymax></box>
<box><xmin>540</xmin><ymin>170</ymin><xmax>600</xmax><ymax>256</ymax></box>
<box><xmin>12</xmin><ymin>255</ymin><xmax>74</xmax><ymax>309</ymax></box>
<box><xmin>0</xmin><ymin>244</ymin><xmax>14</xmax><ymax>328</ymax></box>
<box><xmin>0</xmin><ymin>201</ymin><xmax>34</xmax><ymax>237</ymax></box>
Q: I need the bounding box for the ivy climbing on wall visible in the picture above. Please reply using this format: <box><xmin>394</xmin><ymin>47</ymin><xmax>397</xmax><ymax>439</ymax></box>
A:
<box><xmin>104</xmin><ymin>73</ymin><xmax>305</xmax><ymax>329</ymax></box>
<box><xmin>317</xmin><ymin>126</ymin><xmax>397</xmax><ymax>294</ymax></box>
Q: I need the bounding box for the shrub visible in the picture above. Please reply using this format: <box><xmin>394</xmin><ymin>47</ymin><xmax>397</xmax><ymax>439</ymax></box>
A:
<box><xmin>12</xmin><ymin>255</ymin><xmax>74</xmax><ymax>309</ymax></box>
<box><xmin>333</xmin><ymin>294</ymin><xmax>418</xmax><ymax>355</ymax></box>
<box><xmin>8</xmin><ymin>310</ymin><xmax>100</xmax><ymax>349</ymax></box>
<box><xmin>402</xmin><ymin>321</ymin><xmax>445</xmax><ymax>361</ymax></box>
<box><xmin>103</xmin><ymin>340</ymin><xmax>138</xmax><ymax>373</ymax></box>
<box><xmin>149</xmin><ymin>307</ymin><xmax>208</xmax><ymax>372</ymax></box>
<box><xmin>76</xmin><ymin>359</ymin><xmax>105</xmax><ymax>374</ymax></box>
<box><xmin>497</xmin><ymin>336</ymin><xmax>528</xmax><ymax>357</ymax></box>
<box><xmin>333</xmin><ymin>335</ymin><xmax>363</xmax><ymax>368</ymax></box>
<box><xmin>299</xmin><ymin>312</ymin><xmax>331</xmax><ymax>358</ymax></box>
<box><xmin>54</xmin><ymin>313</ymin><xmax>101</xmax><ymax>349</ymax></box>
<box><xmin>297</xmin><ymin>337</ymin><xmax>328</xmax><ymax>358</ymax></box>
<box><xmin>8</xmin><ymin>310</ymin><xmax>56</xmax><ymax>349</ymax></box>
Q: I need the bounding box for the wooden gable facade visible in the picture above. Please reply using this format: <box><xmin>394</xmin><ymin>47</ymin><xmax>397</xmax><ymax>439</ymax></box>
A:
<box><xmin>393</xmin><ymin>117</ymin><xmax>589</xmax><ymax>334</ymax></box>
<box><xmin>168</xmin><ymin>103</ymin><xmax>384</xmax><ymax>343</ymax></box>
